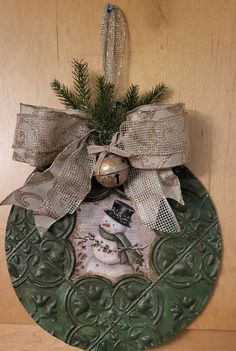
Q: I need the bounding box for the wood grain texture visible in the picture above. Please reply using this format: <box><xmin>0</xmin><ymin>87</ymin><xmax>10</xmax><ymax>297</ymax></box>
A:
<box><xmin>0</xmin><ymin>0</ymin><xmax>235</xmax><ymax>332</ymax></box>
<box><xmin>1</xmin><ymin>325</ymin><xmax>236</xmax><ymax>351</ymax></box>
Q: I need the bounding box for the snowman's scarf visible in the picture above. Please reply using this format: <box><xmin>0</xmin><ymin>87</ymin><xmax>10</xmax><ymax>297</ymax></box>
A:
<box><xmin>99</xmin><ymin>226</ymin><xmax>140</xmax><ymax>265</ymax></box>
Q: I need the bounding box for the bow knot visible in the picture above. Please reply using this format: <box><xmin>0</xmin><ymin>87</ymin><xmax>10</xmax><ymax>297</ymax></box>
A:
<box><xmin>2</xmin><ymin>103</ymin><xmax>189</xmax><ymax>236</ymax></box>
<box><xmin>87</xmin><ymin>132</ymin><xmax>130</xmax><ymax>175</ymax></box>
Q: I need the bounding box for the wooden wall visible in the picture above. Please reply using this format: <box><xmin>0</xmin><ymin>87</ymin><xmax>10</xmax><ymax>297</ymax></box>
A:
<box><xmin>0</xmin><ymin>0</ymin><xmax>236</xmax><ymax>332</ymax></box>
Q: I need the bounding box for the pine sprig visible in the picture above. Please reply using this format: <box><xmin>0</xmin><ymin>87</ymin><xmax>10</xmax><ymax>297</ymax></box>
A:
<box><xmin>122</xmin><ymin>84</ymin><xmax>140</xmax><ymax>111</ymax></box>
<box><xmin>51</xmin><ymin>59</ymin><xmax>168</xmax><ymax>145</ymax></box>
<box><xmin>72</xmin><ymin>59</ymin><xmax>91</xmax><ymax>111</ymax></box>
<box><xmin>89</xmin><ymin>76</ymin><xmax>126</xmax><ymax>144</ymax></box>
<box><xmin>138</xmin><ymin>83</ymin><xmax>167</xmax><ymax>106</ymax></box>
<box><xmin>50</xmin><ymin>79</ymin><xmax>80</xmax><ymax>109</ymax></box>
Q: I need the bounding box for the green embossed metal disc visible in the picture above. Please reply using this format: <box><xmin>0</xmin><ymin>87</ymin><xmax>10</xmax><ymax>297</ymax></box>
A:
<box><xmin>5</xmin><ymin>167</ymin><xmax>222</xmax><ymax>351</ymax></box>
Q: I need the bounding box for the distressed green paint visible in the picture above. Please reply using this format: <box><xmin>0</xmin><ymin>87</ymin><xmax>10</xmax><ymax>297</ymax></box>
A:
<box><xmin>5</xmin><ymin>166</ymin><xmax>222</xmax><ymax>351</ymax></box>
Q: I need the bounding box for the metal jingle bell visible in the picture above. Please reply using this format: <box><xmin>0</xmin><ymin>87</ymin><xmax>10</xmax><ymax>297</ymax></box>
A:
<box><xmin>95</xmin><ymin>154</ymin><xmax>130</xmax><ymax>188</ymax></box>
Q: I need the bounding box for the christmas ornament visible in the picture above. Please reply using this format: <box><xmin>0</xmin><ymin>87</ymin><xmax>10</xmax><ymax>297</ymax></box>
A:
<box><xmin>2</xmin><ymin>4</ymin><xmax>221</xmax><ymax>351</ymax></box>
<box><xmin>95</xmin><ymin>154</ymin><xmax>130</xmax><ymax>188</ymax></box>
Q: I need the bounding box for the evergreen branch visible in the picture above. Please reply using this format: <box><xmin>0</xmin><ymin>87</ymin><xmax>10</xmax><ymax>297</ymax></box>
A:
<box><xmin>50</xmin><ymin>79</ymin><xmax>80</xmax><ymax>109</ymax></box>
<box><xmin>89</xmin><ymin>76</ymin><xmax>126</xmax><ymax>144</ymax></box>
<box><xmin>138</xmin><ymin>83</ymin><xmax>167</xmax><ymax>106</ymax></box>
<box><xmin>122</xmin><ymin>84</ymin><xmax>140</xmax><ymax>111</ymax></box>
<box><xmin>51</xmin><ymin>58</ymin><xmax>169</xmax><ymax>145</ymax></box>
<box><xmin>89</xmin><ymin>76</ymin><xmax>115</xmax><ymax>143</ymax></box>
<box><xmin>72</xmin><ymin>59</ymin><xmax>92</xmax><ymax>111</ymax></box>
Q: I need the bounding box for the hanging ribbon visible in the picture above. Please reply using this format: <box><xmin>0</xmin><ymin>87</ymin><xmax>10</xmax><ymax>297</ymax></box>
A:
<box><xmin>100</xmin><ymin>4</ymin><xmax>126</xmax><ymax>92</ymax></box>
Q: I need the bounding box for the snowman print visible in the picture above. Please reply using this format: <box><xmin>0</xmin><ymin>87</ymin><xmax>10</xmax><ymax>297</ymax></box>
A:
<box><xmin>85</xmin><ymin>200</ymin><xmax>142</xmax><ymax>278</ymax></box>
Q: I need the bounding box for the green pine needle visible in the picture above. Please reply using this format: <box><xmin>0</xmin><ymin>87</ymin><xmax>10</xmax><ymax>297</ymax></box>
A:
<box><xmin>138</xmin><ymin>82</ymin><xmax>167</xmax><ymax>106</ymax></box>
<box><xmin>72</xmin><ymin>59</ymin><xmax>92</xmax><ymax>111</ymax></box>
<box><xmin>51</xmin><ymin>59</ymin><xmax>168</xmax><ymax>145</ymax></box>
<box><xmin>122</xmin><ymin>84</ymin><xmax>140</xmax><ymax>111</ymax></box>
<box><xmin>89</xmin><ymin>76</ymin><xmax>124</xmax><ymax>144</ymax></box>
<box><xmin>50</xmin><ymin>79</ymin><xmax>80</xmax><ymax>109</ymax></box>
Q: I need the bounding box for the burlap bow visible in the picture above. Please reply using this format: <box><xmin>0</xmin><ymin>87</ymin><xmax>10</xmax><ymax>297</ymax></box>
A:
<box><xmin>2</xmin><ymin>102</ymin><xmax>189</xmax><ymax>236</ymax></box>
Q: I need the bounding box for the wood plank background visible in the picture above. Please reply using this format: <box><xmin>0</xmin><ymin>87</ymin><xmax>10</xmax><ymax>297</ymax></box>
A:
<box><xmin>1</xmin><ymin>325</ymin><xmax>236</xmax><ymax>351</ymax></box>
<box><xmin>0</xmin><ymin>0</ymin><xmax>236</xmax><ymax>334</ymax></box>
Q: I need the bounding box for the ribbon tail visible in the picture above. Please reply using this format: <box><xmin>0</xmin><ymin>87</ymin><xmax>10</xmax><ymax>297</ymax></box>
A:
<box><xmin>125</xmin><ymin>168</ymin><xmax>181</xmax><ymax>233</ymax></box>
<box><xmin>2</xmin><ymin>132</ymin><xmax>96</xmax><ymax>236</ymax></box>
<box><xmin>157</xmin><ymin>169</ymin><xmax>184</xmax><ymax>205</ymax></box>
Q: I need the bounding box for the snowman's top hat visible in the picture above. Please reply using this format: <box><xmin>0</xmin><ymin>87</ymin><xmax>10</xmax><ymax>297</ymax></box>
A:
<box><xmin>105</xmin><ymin>200</ymin><xmax>135</xmax><ymax>227</ymax></box>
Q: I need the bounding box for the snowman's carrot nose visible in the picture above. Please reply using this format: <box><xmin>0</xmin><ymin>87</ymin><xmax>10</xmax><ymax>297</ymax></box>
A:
<box><xmin>103</xmin><ymin>223</ymin><xmax>110</xmax><ymax>228</ymax></box>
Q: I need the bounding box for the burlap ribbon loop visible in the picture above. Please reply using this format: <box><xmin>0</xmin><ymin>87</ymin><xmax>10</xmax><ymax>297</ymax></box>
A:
<box><xmin>2</xmin><ymin>103</ymin><xmax>189</xmax><ymax>236</ymax></box>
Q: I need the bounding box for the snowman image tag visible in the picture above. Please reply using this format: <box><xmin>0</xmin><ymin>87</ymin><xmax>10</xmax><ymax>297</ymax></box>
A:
<box><xmin>70</xmin><ymin>194</ymin><xmax>157</xmax><ymax>280</ymax></box>
<box><xmin>85</xmin><ymin>200</ymin><xmax>142</xmax><ymax>277</ymax></box>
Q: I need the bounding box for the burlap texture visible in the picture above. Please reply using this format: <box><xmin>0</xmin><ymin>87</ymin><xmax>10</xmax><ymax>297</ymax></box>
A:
<box><xmin>2</xmin><ymin>103</ymin><xmax>189</xmax><ymax>235</ymax></box>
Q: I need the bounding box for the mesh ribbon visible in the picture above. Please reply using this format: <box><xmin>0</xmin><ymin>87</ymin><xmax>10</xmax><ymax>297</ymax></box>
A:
<box><xmin>2</xmin><ymin>104</ymin><xmax>96</xmax><ymax>234</ymax></box>
<box><xmin>100</xmin><ymin>5</ymin><xmax>126</xmax><ymax>93</ymax></box>
<box><xmin>125</xmin><ymin>168</ymin><xmax>181</xmax><ymax>233</ymax></box>
<box><xmin>92</xmin><ymin>103</ymin><xmax>189</xmax><ymax>233</ymax></box>
<box><xmin>2</xmin><ymin>103</ymin><xmax>189</xmax><ymax>236</ymax></box>
<box><xmin>12</xmin><ymin>104</ymin><xmax>90</xmax><ymax>167</ymax></box>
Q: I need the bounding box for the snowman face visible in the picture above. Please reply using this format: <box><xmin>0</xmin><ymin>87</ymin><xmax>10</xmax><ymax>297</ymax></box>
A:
<box><xmin>101</xmin><ymin>214</ymin><xmax>127</xmax><ymax>234</ymax></box>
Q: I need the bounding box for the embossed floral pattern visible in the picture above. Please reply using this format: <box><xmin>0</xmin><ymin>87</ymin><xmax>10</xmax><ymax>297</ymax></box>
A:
<box><xmin>5</xmin><ymin>167</ymin><xmax>222</xmax><ymax>351</ymax></box>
